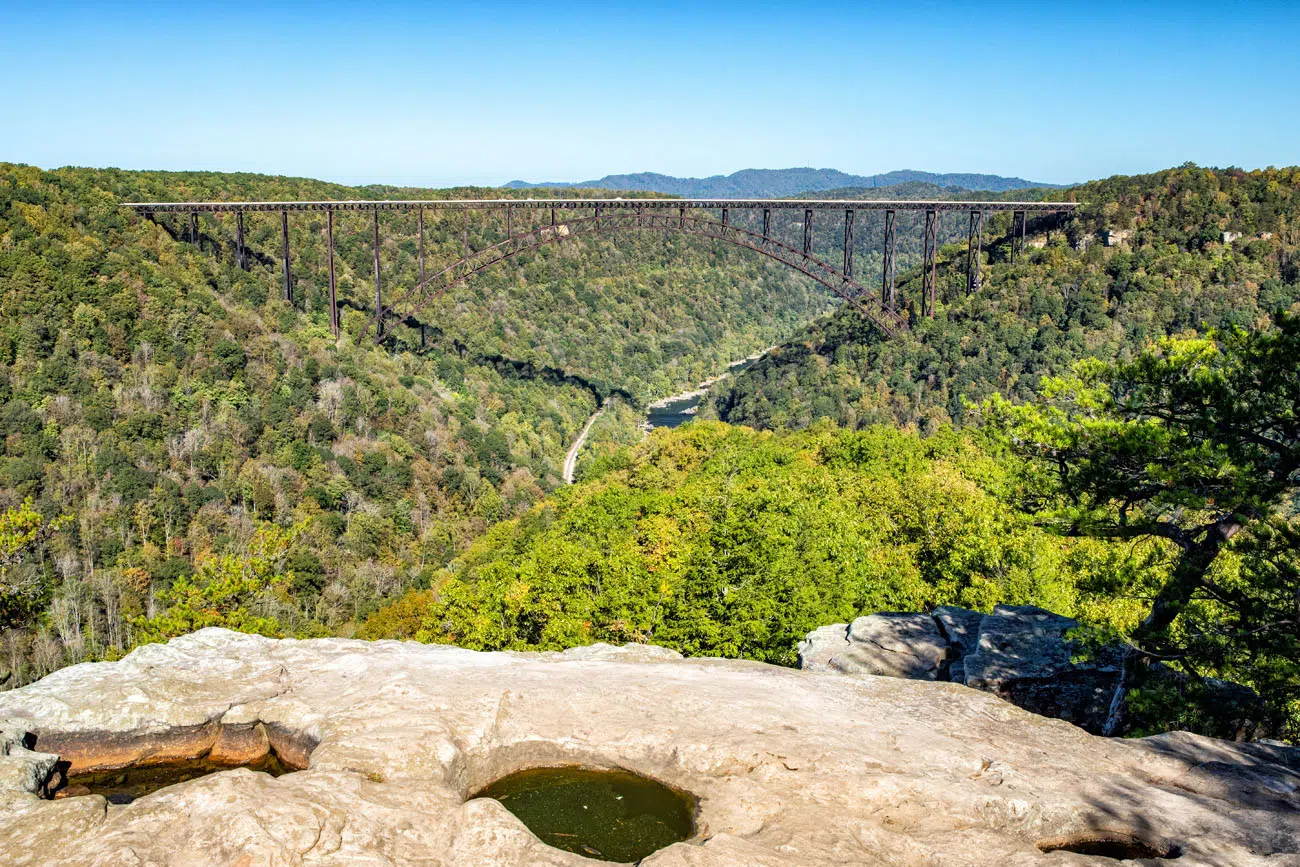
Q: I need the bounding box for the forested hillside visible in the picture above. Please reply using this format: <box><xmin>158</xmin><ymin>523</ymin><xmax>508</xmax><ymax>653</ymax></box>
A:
<box><xmin>2</xmin><ymin>163</ymin><xmax>1297</xmax><ymax>742</ymax></box>
<box><xmin>362</xmin><ymin>164</ymin><xmax>1300</xmax><ymax>739</ymax></box>
<box><xmin>364</xmin><ymin>316</ymin><xmax>1299</xmax><ymax>739</ymax></box>
<box><xmin>710</xmin><ymin>165</ymin><xmax>1300</xmax><ymax>432</ymax></box>
<box><xmin>361</xmin><ymin>422</ymin><xmax>1133</xmax><ymax>658</ymax></box>
<box><xmin>0</xmin><ymin>163</ymin><xmax>828</xmax><ymax>685</ymax></box>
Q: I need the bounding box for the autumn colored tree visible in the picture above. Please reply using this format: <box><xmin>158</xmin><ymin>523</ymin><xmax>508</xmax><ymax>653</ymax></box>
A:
<box><xmin>0</xmin><ymin>499</ymin><xmax>66</xmax><ymax>627</ymax></box>
<box><xmin>134</xmin><ymin>523</ymin><xmax>302</xmax><ymax>643</ymax></box>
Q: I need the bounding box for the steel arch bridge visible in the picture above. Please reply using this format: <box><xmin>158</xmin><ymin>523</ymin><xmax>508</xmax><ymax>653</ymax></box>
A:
<box><xmin>124</xmin><ymin>197</ymin><xmax>1079</xmax><ymax>344</ymax></box>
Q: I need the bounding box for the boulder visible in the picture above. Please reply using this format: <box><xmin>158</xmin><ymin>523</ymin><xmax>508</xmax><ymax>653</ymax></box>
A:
<box><xmin>962</xmin><ymin>605</ymin><xmax>1122</xmax><ymax>733</ymax></box>
<box><xmin>932</xmin><ymin>605</ymin><xmax>983</xmax><ymax>657</ymax></box>
<box><xmin>834</xmin><ymin>613</ymin><xmax>950</xmax><ymax>680</ymax></box>
<box><xmin>0</xmin><ymin>722</ymin><xmax>59</xmax><ymax>800</ymax></box>
<box><xmin>794</xmin><ymin>623</ymin><xmax>849</xmax><ymax>672</ymax></box>
<box><xmin>798</xmin><ymin>614</ymin><xmax>953</xmax><ymax>680</ymax></box>
<box><xmin>932</xmin><ymin>605</ymin><xmax>984</xmax><ymax>683</ymax></box>
<box><xmin>802</xmin><ymin>606</ymin><xmax>1275</xmax><ymax>740</ymax></box>
<box><xmin>0</xmin><ymin>629</ymin><xmax>1296</xmax><ymax>866</ymax></box>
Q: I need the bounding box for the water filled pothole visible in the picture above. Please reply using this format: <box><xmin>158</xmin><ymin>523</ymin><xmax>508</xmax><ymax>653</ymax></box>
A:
<box><xmin>1036</xmin><ymin>831</ymin><xmax>1182</xmax><ymax>861</ymax></box>
<box><xmin>472</xmin><ymin>767</ymin><xmax>696</xmax><ymax>862</ymax></box>
<box><xmin>54</xmin><ymin>752</ymin><xmax>296</xmax><ymax>804</ymax></box>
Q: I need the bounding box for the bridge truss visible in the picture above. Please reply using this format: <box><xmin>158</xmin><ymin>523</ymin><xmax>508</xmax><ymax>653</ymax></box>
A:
<box><xmin>123</xmin><ymin>197</ymin><xmax>1078</xmax><ymax>344</ymax></box>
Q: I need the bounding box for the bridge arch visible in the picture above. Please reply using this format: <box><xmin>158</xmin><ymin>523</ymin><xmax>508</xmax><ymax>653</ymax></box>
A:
<box><xmin>372</xmin><ymin>208</ymin><xmax>905</xmax><ymax>343</ymax></box>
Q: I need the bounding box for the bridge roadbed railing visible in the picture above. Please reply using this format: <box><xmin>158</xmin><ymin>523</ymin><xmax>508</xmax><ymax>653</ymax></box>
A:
<box><xmin>123</xmin><ymin>198</ymin><xmax>1076</xmax><ymax>213</ymax></box>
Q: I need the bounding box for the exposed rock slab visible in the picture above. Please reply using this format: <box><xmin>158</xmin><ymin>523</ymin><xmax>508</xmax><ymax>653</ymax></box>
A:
<box><xmin>803</xmin><ymin>606</ymin><xmax>1133</xmax><ymax>733</ymax></box>
<box><xmin>0</xmin><ymin>629</ymin><xmax>1295</xmax><ymax>866</ymax></box>
<box><xmin>838</xmin><ymin>613</ymin><xmax>950</xmax><ymax>680</ymax></box>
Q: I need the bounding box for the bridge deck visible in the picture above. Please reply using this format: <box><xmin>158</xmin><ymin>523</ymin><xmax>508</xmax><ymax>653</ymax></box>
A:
<box><xmin>123</xmin><ymin>198</ymin><xmax>1078</xmax><ymax>213</ymax></box>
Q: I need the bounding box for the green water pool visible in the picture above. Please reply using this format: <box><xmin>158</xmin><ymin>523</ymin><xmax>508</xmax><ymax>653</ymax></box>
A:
<box><xmin>474</xmin><ymin>766</ymin><xmax>696</xmax><ymax>862</ymax></box>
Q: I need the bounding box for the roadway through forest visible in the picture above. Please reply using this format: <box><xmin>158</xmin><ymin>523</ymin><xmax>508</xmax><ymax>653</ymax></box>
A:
<box><xmin>563</xmin><ymin>398</ymin><xmax>610</xmax><ymax>484</ymax></box>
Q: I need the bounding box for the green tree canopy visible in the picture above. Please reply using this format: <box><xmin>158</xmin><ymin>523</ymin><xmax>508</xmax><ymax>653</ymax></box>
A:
<box><xmin>988</xmin><ymin>315</ymin><xmax>1300</xmax><ymax>731</ymax></box>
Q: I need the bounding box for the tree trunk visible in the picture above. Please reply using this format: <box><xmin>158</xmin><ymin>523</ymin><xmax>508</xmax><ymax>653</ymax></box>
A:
<box><xmin>1139</xmin><ymin>516</ymin><xmax>1240</xmax><ymax>643</ymax></box>
<box><xmin>1103</xmin><ymin>517</ymin><xmax>1241</xmax><ymax>736</ymax></box>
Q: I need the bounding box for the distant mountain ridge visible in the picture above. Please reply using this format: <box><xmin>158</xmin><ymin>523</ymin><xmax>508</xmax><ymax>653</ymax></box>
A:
<box><xmin>503</xmin><ymin>168</ymin><xmax>1064</xmax><ymax>197</ymax></box>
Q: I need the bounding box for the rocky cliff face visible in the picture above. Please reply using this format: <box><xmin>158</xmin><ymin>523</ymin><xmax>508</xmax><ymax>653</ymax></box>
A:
<box><xmin>1</xmin><ymin>629</ymin><xmax>1298</xmax><ymax>866</ymax></box>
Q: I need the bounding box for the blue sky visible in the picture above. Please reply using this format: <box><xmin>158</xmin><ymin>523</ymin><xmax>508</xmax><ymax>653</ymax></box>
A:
<box><xmin>2</xmin><ymin>0</ymin><xmax>1297</xmax><ymax>187</ymax></box>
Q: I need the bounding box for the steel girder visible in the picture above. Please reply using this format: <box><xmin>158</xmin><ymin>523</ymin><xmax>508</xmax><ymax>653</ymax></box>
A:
<box><xmin>280</xmin><ymin>211</ymin><xmax>293</xmax><ymax>303</ymax></box>
<box><xmin>882</xmin><ymin>209</ymin><xmax>897</xmax><ymax>310</ymax></box>
<box><xmin>967</xmin><ymin>210</ymin><xmax>984</xmax><ymax>294</ymax></box>
<box><xmin>922</xmin><ymin>209</ymin><xmax>938</xmax><ymax>317</ymax></box>
<box><xmin>128</xmin><ymin>199</ymin><xmax>1079</xmax><ymax>347</ymax></box>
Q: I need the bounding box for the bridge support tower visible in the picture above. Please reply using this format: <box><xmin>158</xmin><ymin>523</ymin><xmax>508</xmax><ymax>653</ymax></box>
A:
<box><xmin>327</xmin><ymin>208</ymin><xmax>338</xmax><ymax>339</ymax></box>
<box><xmin>280</xmin><ymin>211</ymin><xmax>293</xmax><ymax>303</ymax></box>
<box><xmin>235</xmin><ymin>210</ymin><xmax>247</xmax><ymax>270</ymax></box>
<box><xmin>843</xmin><ymin>209</ymin><xmax>855</xmax><ymax>279</ymax></box>
<box><xmin>967</xmin><ymin>210</ymin><xmax>984</xmax><ymax>294</ymax></box>
<box><xmin>881</xmin><ymin>209</ymin><xmax>897</xmax><ymax>311</ymax></box>
<box><xmin>372</xmin><ymin>207</ymin><xmax>382</xmax><ymax>337</ymax></box>
<box><xmin>922</xmin><ymin>209</ymin><xmax>938</xmax><ymax>317</ymax></box>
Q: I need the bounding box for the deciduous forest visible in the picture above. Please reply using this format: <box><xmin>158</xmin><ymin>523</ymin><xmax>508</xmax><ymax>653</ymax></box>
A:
<box><xmin>2</xmin><ymin>163</ymin><xmax>1296</xmax><ymax>740</ymax></box>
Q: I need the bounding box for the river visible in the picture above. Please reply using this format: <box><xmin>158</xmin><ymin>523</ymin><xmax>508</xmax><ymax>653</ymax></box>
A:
<box><xmin>562</xmin><ymin>347</ymin><xmax>773</xmax><ymax>484</ymax></box>
<box><xmin>642</xmin><ymin>348</ymin><xmax>773</xmax><ymax>430</ymax></box>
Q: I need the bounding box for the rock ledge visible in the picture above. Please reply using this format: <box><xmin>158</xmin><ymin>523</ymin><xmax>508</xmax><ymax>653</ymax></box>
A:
<box><xmin>0</xmin><ymin>629</ymin><xmax>1297</xmax><ymax>866</ymax></box>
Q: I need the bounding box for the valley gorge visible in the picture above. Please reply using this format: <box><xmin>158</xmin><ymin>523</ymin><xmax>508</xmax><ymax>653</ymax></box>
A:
<box><xmin>0</xmin><ymin>161</ymin><xmax>1298</xmax><ymax>866</ymax></box>
<box><xmin>6</xmin><ymin>1</ymin><xmax>1299</xmax><ymax>862</ymax></box>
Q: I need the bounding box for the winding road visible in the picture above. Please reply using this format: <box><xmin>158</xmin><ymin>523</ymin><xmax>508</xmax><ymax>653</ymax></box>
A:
<box><xmin>563</xmin><ymin>399</ymin><xmax>610</xmax><ymax>484</ymax></box>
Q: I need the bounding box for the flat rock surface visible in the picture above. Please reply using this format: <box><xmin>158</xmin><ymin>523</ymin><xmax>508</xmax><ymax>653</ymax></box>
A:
<box><xmin>0</xmin><ymin>628</ymin><xmax>1297</xmax><ymax>866</ymax></box>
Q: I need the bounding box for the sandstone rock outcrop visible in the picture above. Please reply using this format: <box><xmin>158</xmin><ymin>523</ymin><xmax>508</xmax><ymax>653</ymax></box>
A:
<box><xmin>961</xmin><ymin>605</ymin><xmax>1123</xmax><ymax>732</ymax></box>
<box><xmin>798</xmin><ymin>613</ymin><xmax>950</xmax><ymax>680</ymax></box>
<box><xmin>800</xmin><ymin>605</ymin><xmax>1271</xmax><ymax>738</ymax></box>
<box><xmin>794</xmin><ymin>623</ymin><xmax>849</xmax><ymax>672</ymax></box>
<box><xmin>0</xmin><ymin>628</ymin><xmax>1296</xmax><ymax>865</ymax></box>
<box><xmin>932</xmin><ymin>604</ymin><xmax>984</xmax><ymax>681</ymax></box>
